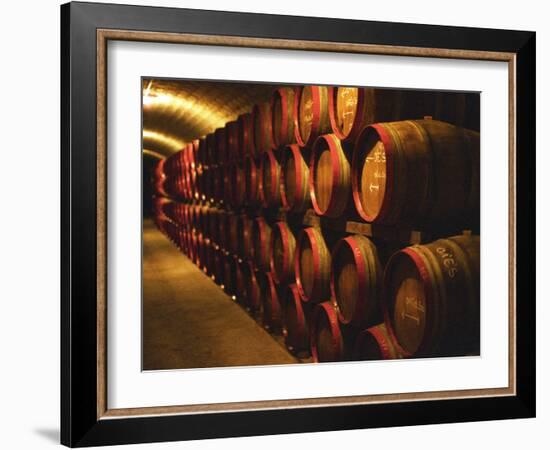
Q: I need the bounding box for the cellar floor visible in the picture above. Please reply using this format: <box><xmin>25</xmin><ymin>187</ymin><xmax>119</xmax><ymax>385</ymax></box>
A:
<box><xmin>143</xmin><ymin>218</ymin><xmax>298</xmax><ymax>370</ymax></box>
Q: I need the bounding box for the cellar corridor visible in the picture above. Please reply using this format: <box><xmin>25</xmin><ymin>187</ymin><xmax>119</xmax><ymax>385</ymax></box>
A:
<box><xmin>142</xmin><ymin>218</ymin><xmax>298</xmax><ymax>370</ymax></box>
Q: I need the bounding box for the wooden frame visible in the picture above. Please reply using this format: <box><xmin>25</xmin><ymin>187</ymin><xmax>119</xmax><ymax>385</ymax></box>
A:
<box><xmin>61</xmin><ymin>1</ymin><xmax>535</xmax><ymax>446</ymax></box>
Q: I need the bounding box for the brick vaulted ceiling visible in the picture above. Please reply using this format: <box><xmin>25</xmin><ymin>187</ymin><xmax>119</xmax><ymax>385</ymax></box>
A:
<box><xmin>142</xmin><ymin>78</ymin><xmax>278</xmax><ymax>157</ymax></box>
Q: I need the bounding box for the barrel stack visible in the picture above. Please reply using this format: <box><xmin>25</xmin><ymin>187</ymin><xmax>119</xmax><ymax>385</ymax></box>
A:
<box><xmin>152</xmin><ymin>83</ymin><xmax>480</xmax><ymax>363</ymax></box>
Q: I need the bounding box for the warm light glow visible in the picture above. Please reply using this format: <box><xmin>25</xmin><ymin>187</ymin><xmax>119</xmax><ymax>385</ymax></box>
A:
<box><xmin>143</xmin><ymin>129</ymin><xmax>186</xmax><ymax>153</ymax></box>
<box><xmin>142</xmin><ymin>84</ymin><xmax>229</xmax><ymax>129</ymax></box>
<box><xmin>142</xmin><ymin>149</ymin><xmax>166</xmax><ymax>160</ymax></box>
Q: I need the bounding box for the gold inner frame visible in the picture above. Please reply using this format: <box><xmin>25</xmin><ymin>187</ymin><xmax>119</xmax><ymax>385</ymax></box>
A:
<box><xmin>96</xmin><ymin>28</ymin><xmax>517</xmax><ymax>420</ymax></box>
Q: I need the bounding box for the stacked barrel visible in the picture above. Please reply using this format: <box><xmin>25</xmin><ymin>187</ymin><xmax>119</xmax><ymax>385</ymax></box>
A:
<box><xmin>152</xmin><ymin>84</ymin><xmax>480</xmax><ymax>363</ymax></box>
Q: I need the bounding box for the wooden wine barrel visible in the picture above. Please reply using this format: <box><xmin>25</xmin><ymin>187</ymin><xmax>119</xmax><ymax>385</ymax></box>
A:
<box><xmin>185</xmin><ymin>230</ymin><xmax>193</xmax><ymax>257</ymax></box>
<box><xmin>310</xmin><ymin>134</ymin><xmax>352</xmax><ymax>218</ymax></box>
<box><xmin>226</xmin><ymin>120</ymin><xmax>239</xmax><ymax>163</ymax></box>
<box><xmin>206</xmin><ymin>133</ymin><xmax>216</xmax><ymax>166</ymax></box>
<box><xmin>328</xmin><ymin>87</ymin><xmax>414</xmax><ymax>142</ymax></box>
<box><xmin>195</xmin><ymin>165</ymin><xmax>205</xmax><ymax>201</ymax></box>
<box><xmin>394</xmin><ymin>89</ymin><xmax>479</xmax><ymax>131</ymax></box>
<box><xmin>181</xmin><ymin>228</ymin><xmax>190</xmax><ymax>254</ymax></box>
<box><xmin>294</xmin><ymin>85</ymin><xmax>331</xmax><ymax>147</ymax></box>
<box><xmin>236</xmin><ymin>214</ymin><xmax>250</xmax><ymax>259</ymax></box>
<box><xmin>353</xmin><ymin>323</ymin><xmax>403</xmax><ymax>360</ymax></box>
<box><xmin>247</xmin><ymin>264</ymin><xmax>268</xmax><ymax>313</ymax></box>
<box><xmin>153</xmin><ymin>196</ymin><xmax>170</xmax><ymax>220</ymax></box>
<box><xmin>177</xmin><ymin>203</ymin><xmax>191</xmax><ymax>228</ymax></box>
<box><xmin>216</xmin><ymin>210</ymin><xmax>229</xmax><ymax>250</ymax></box>
<box><xmin>263</xmin><ymin>273</ymin><xmax>283</xmax><ymax>333</ymax></box>
<box><xmin>205</xmin><ymin>239</ymin><xmax>217</xmax><ymax>277</ymax></box>
<box><xmin>260</xmin><ymin>150</ymin><xmax>282</xmax><ymax>208</ymax></box>
<box><xmin>162</xmin><ymin>149</ymin><xmax>181</xmax><ymax>179</ymax></box>
<box><xmin>161</xmin><ymin>219</ymin><xmax>175</xmax><ymax>243</ymax></box>
<box><xmin>330</xmin><ymin>235</ymin><xmax>382</xmax><ymax>327</ymax></box>
<box><xmin>213</xmin><ymin>166</ymin><xmax>225</xmax><ymax>203</ymax></box>
<box><xmin>153</xmin><ymin>158</ymin><xmax>165</xmax><ymax>180</ymax></box>
<box><xmin>183</xmin><ymin>229</ymin><xmax>192</xmax><ymax>255</ymax></box>
<box><xmin>153</xmin><ymin>176</ymin><xmax>169</xmax><ymax>198</ymax></box>
<box><xmin>196</xmin><ymin>233</ymin><xmax>206</xmax><ymax>270</ymax></box>
<box><xmin>208</xmin><ymin>207</ymin><xmax>220</xmax><ymax>244</ymax></box>
<box><xmin>213</xmin><ymin>245</ymin><xmax>224</xmax><ymax>285</ymax></box>
<box><xmin>179</xmin><ymin>150</ymin><xmax>189</xmax><ymax>200</ymax></box>
<box><xmin>434</xmin><ymin>91</ymin><xmax>480</xmax><ymax>132</ymax></box>
<box><xmin>214</xmin><ymin>127</ymin><xmax>227</xmax><ymax>165</ymax></box>
<box><xmin>240</xmin><ymin>214</ymin><xmax>254</xmax><ymax>260</ymax></box>
<box><xmin>228</xmin><ymin>213</ymin><xmax>240</xmax><ymax>255</ymax></box>
<box><xmin>201</xmin><ymin>166</ymin><xmax>214</xmax><ymax>203</ymax></box>
<box><xmin>220</xmin><ymin>211</ymin><xmax>235</xmax><ymax>253</ymax></box>
<box><xmin>253</xmin><ymin>102</ymin><xmax>274</xmax><ymax>155</ymax></box>
<box><xmin>222</xmin><ymin>164</ymin><xmax>233</xmax><ymax>206</ymax></box>
<box><xmin>252</xmin><ymin>217</ymin><xmax>272</xmax><ymax>271</ymax></box>
<box><xmin>189</xmin><ymin>140</ymin><xmax>199</xmax><ymax>199</ymax></box>
<box><xmin>310</xmin><ymin>302</ymin><xmax>344</xmax><ymax>362</ymax></box>
<box><xmin>197</xmin><ymin>137</ymin><xmax>208</xmax><ymax>167</ymax></box>
<box><xmin>200</xmin><ymin>237</ymin><xmax>211</xmax><ymax>275</ymax></box>
<box><xmin>235</xmin><ymin>259</ymin><xmax>249</xmax><ymax>306</ymax></box>
<box><xmin>244</xmin><ymin>156</ymin><xmax>262</xmax><ymax>207</ymax></box>
<box><xmin>238</xmin><ymin>112</ymin><xmax>255</xmax><ymax>160</ymax></box>
<box><xmin>181</xmin><ymin>144</ymin><xmax>192</xmax><ymax>200</ymax></box>
<box><xmin>271</xmin><ymin>87</ymin><xmax>297</xmax><ymax>147</ymax></box>
<box><xmin>352</xmin><ymin>119</ymin><xmax>480</xmax><ymax>226</ymax></box>
<box><xmin>230</xmin><ymin>163</ymin><xmax>246</xmax><ymax>207</ymax></box>
<box><xmin>187</xmin><ymin>230</ymin><xmax>197</xmax><ymax>264</ymax></box>
<box><xmin>282</xmin><ymin>284</ymin><xmax>311</xmax><ymax>355</ymax></box>
<box><xmin>270</xmin><ymin>221</ymin><xmax>297</xmax><ymax>284</ymax></box>
<box><xmin>281</xmin><ymin>144</ymin><xmax>311</xmax><ymax>212</ymax></box>
<box><xmin>223</xmin><ymin>253</ymin><xmax>236</xmax><ymax>296</ymax></box>
<box><xmin>198</xmin><ymin>205</ymin><xmax>210</xmax><ymax>236</ymax></box>
<box><xmin>383</xmin><ymin>234</ymin><xmax>480</xmax><ymax>357</ymax></box>
<box><xmin>161</xmin><ymin>200</ymin><xmax>177</xmax><ymax>224</ymax></box>
<box><xmin>171</xmin><ymin>202</ymin><xmax>186</xmax><ymax>229</ymax></box>
<box><xmin>295</xmin><ymin>227</ymin><xmax>331</xmax><ymax>303</ymax></box>
<box><xmin>192</xmin><ymin>204</ymin><xmax>203</xmax><ymax>233</ymax></box>
<box><xmin>190</xmin><ymin>138</ymin><xmax>200</xmax><ymax>163</ymax></box>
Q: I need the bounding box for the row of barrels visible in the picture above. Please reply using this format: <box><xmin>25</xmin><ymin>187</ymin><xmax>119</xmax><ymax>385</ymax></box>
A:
<box><xmin>154</xmin><ymin>198</ymin><xmax>480</xmax><ymax>360</ymax></box>
<box><xmin>198</xmin><ymin>85</ymin><xmax>479</xmax><ymax>166</ymax></box>
<box><xmin>155</xmin><ymin>117</ymin><xmax>480</xmax><ymax>228</ymax></box>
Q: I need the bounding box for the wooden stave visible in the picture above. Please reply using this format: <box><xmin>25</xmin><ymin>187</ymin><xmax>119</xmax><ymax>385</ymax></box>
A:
<box><xmin>253</xmin><ymin>102</ymin><xmax>275</xmax><ymax>156</ymax></box>
<box><xmin>238</xmin><ymin>112</ymin><xmax>255</xmax><ymax>161</ymax></box>
<box><xmin>282</xmin><ymin>284</ymin><xmax>311</xmax><ymax>356</ymax></box>
<box><xmin>295</xmin><ymin>227</ymin><xmax>332</xmax><ymax>303</ymax></box>
<box><xmin>229</xmin><ymin>162</ymin><xmax>247</xmax><ymax>208</ymax></box>
<box><xmin>330</xmin><ymin>234</ymin><xmax>382</xmax><ymax>327</ymax></box>
<box><xmin>260</xmin><ymin>149</ymin><xmax>282</xmax><ymax>209</ymax></box>
<box><xmin>271</xmin><ymin>87</ymin><xmax>297</xmax><ymax>147</ymax></box>
<box><xmin>252</xmin><ymin>217</ymin><xmax>273</xmax><ymax>272</ymax></box>
<box><xmin>263</xmin><ymin>273</ymin><xmax>283</xmax><ymax>333</ymax></box>
<box><xmin>294</xmin><ymin>85</ymin><xmax>332</xmax><ymax>148</ymax></box>
<box><xmin>244</xmin><ymin>155</ymin><xmax>262</xmax><ymax>207</ymax></box>
<box><xmin>270</xmin><ymin>221</ymin><xmax>297</xmax><ymax>285</ymax></box>
<box><xmin>247</xmin><ymin>264</ymin><xmax>268</xmax><ymax>313</ymax></box>
<box><xmin>226</xmin><ymin>120</ymin><xmax>240</xmax><ymax>163</ymax></box>
<box><xmin>280</xmin><ymin>144</ymin><xmax>311</xmax><ymax>212</ymax></box>
<box><xmin>352</xmin><ymin>323</ymin><xmax>403</xmax><ymax>360</ymax></box>
<box><xmin>309</xmin><ymin>133</ymin><xmax>352</xmax><ymax>218</ymax></box>
<box><xmin>310</xmin><ymin>301</ymin><xmax>345</xmax><ymax>362</ymax></box>
<box><xmin>214</xmin><ymin>127</ymin><xmax>228</xmax><ymax>165</ymax></box>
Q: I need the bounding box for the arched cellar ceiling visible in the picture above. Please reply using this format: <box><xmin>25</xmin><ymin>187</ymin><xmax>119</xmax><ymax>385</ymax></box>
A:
<box><xmin>142</xmin><ymin>78</ymin><xmax>278</xmax><ymax>157</ymax></box>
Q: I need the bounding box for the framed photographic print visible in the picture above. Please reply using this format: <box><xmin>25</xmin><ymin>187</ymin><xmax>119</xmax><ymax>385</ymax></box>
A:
<box><xmin>61</xmin><ymin>1</ymin><xmax>535</xmax><ymax>447</ymax></box>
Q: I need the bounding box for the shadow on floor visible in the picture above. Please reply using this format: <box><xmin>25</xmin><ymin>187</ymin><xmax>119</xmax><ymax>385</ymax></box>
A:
<box><xmin>34</xmin><ymin>428</ymin><xmax>59</xmax><ymax>444</ymax></box>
